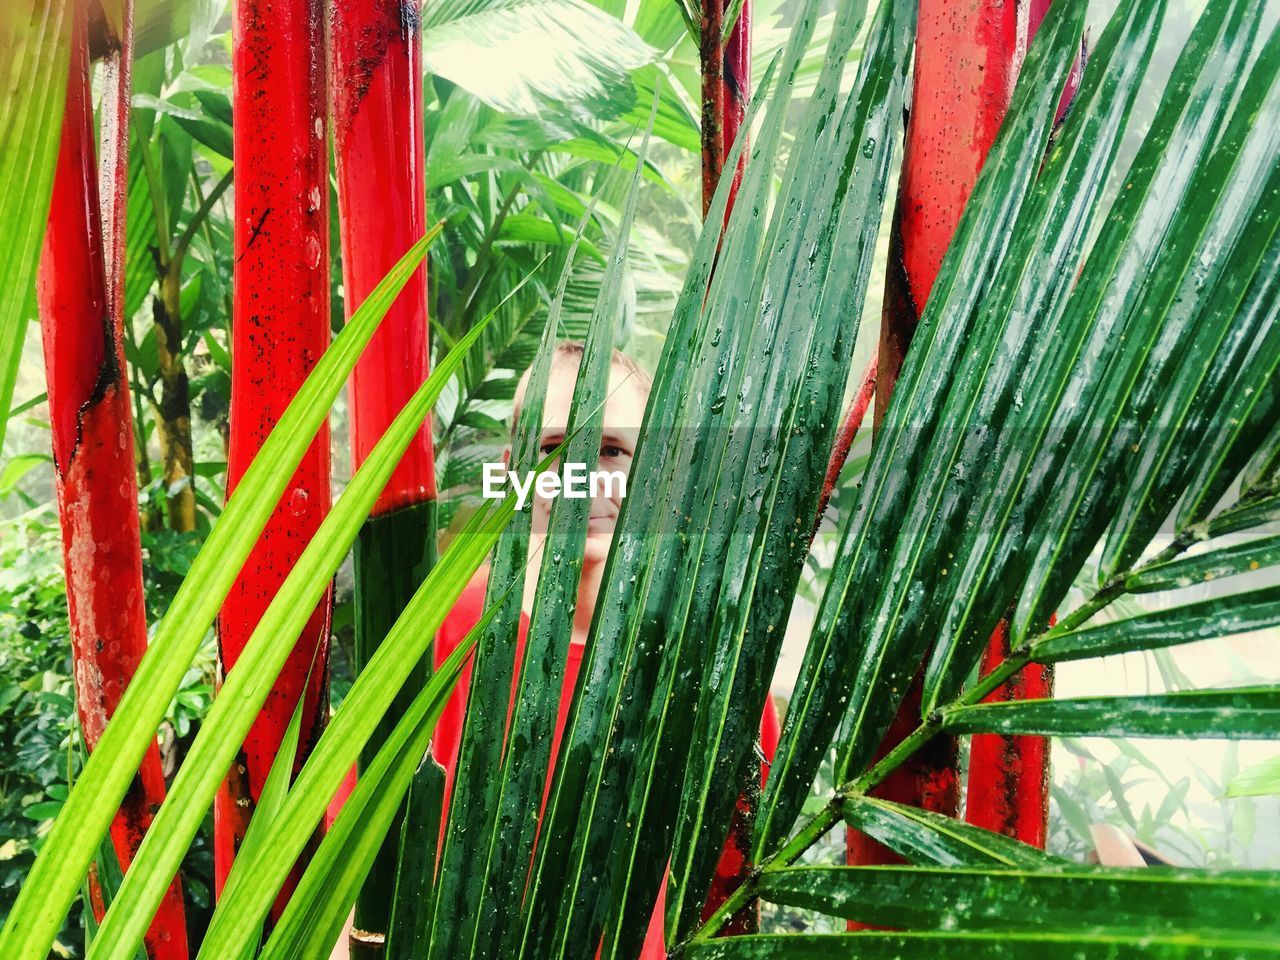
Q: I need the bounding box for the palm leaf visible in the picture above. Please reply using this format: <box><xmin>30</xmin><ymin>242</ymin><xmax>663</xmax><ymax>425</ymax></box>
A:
<box><xmin>682</xmin><ymin>931</ymin><xmax>1280</xmax><ymax>959</ymax></box>
<box><xmin>756</xmin><ymin>0</ymin><xmax>1095</xmax><ymax>856</ymax></box>
<box><xmin>674</xmin><ymin>0</ymin><xmax>1280</xmax><ymax>950</ymax></box>
<box><xmin>178</xmin><ymin>321</ymin><xmax>509</xmax><ymax>959</ymax></box>
<box><xmin>839</xmin><ymin>796</ymin><xmax>1062</xmax><ymax>868</ymax></box>
<box><xmin>756</xmin><ymin>865</ymin><xmax>1279</xmax><ymax>934</ymax></box>
<box><xmin>942</xmin><ymin>688</ymin><xmax>1280</xmax><ymax>740</ymax></box>
<box><xmin>426</xmin><ymin>196</ymin><xmax>605</xmax><ymax>960</ymax></box>
<box><xmin>423</xmin><ymin>0</ymin><xmax>655</xmax><ymax>115</ymax></box>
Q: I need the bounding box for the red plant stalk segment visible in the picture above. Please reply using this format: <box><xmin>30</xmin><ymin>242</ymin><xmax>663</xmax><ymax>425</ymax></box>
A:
<box><xmin>852</xmin><ymin>0</ymin><xmax>1025</xmax><ymax>880</ymax></box>
<box><xmin>812</xmin><ymin>355</ymin><xmax>877</xmax><ymax>538</ymax></box>
<box><xmin>216</xmin><ymin>0</ymin><xmax>333</xmax><ymax>908</ymax></box>
<box><xmin>37</xmin><ymin>20</ymin><xmax>188</xmax><ymax>958</ymax></box>
<box><xmin>330</xmin><ymin>0</ymin><xmax>434</xmax><ymax>512</ymax></box>
<box><xmin>875</xmin><ymin>0</ymin><xmax>1021</xmax><ymax>411</ymax></box>
<box><xmin>845</xmin><ymin>678</ymin><xmax>961</xmax><ymax>867</ymax></box>
<box><xmin>701</xmin><ymin>0</ymin><xmax>750</xmax><ymax>218</ymax></box>
<box><xmin>966</xmin><ymin>622</ymin><xmax>1053</xmax><ymax>847</ymax></box>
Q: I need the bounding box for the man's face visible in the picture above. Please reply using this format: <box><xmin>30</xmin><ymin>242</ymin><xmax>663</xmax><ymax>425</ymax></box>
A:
<box><xmin>525</xmin><ymin>358</ymin><xmax>648</xmax><ymax>565</ymax></box>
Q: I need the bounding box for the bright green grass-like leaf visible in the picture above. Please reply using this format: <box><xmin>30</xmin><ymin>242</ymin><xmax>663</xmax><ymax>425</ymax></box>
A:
<box><xmin>0</xmin><ymin>0</ymin><xmax>69</xmax><ymax>452</ymax></box>
<box><xmin>178</xmin><ymin>322</ymin><xmax>508</xmax><ymax>958</ymax></box>
<box><xmin>1</xmin><ymin>228</ymin><xmax>442</xmax><ymax>960</ymax></box>
<box><xmin>942</xmin><ymin>687</ymin><xmax>1280</xmax><ymax>740</ymax></box>
<box><xmin>682</xmin><ymin>931</ymin><xmax>1280</xmax><ymax>959</ymax></box>
<box><xmin>840</xmin><ymin>796</ymin><xmax>1061</xmax><ymax>867</ymax></box>
<box><xmin>257</xmin><ymin>610</ymin><xmax>487</xmax><ymax>960</ymax></box>
<box><xmin>203</xmin><ymin>249</ymin><xmax>565</xmax><ymax>959</ymax></box>
<box><xmin>0</xmin><ymin>453</ymin><xmax>51</xmax><ymax>496</ymax></box>
<box><xmin>222</xmin><ymin>689</ymin><xmax>308</xmax><ymax>960</ymax></box>
<box><xmin>756</xmin><ymin>865</ymin><xmax>1280</xmax><ymax>934</ymax></box>
<box><xmin>1226</xmin><ymin>755</ymin><xmax>1280</xmax><ymax>797</ymax></box>
<box><xmin>191</xmin><ymin>496</ymin><xmax>511</xmax><ymax>959</ymax></box>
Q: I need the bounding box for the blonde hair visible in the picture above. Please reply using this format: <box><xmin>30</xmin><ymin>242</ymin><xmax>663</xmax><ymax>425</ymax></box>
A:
<box><xmin>511</xmin><ymin>341</ymin><xmax>652</xmax><ymax>427</ymax></box>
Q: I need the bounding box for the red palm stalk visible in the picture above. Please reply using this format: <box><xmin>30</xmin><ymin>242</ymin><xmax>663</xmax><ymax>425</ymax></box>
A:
<box><xmin>849</xmin><ymin>0</ymin><xmax>1024</xmax><ymax>874</ymax></box>
<box><xmin>37</xmin><ymin>11</ymin><xmax>188</xmax><ymax>957</ymax></box>
<box><xmin>701</xmin><ymin>0</ymin><xmax>750</xmax><ymax>217</ymax></box>
<box><xmin>329</xmin><ymin>0</ymin><xmax>436</xmax><ymax>951</ymax></box>
<box><xmin>812</xmin><ymin>356</ymin><xmax>878</xmax><ymax>536</ymax></box>
<box><xmin>965</xmin><ymin>622</ymin><xmax>1053</xmax><ymax>846</ymax></box>
<box><xmin>216</xmin><ymin>0</ymin><xmax>333</xmax><ymax>912</ymax></box>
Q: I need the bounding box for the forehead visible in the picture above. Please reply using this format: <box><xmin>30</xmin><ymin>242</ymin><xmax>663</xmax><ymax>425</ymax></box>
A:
<box><xmin>539</xmin><ymin>357</ymin><xmax>649</xmax><ymax>432</ymax></box>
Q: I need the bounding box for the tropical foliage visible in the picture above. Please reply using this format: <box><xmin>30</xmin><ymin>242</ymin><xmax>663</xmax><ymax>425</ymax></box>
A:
<box><xmin>1</xmin><ymin>0</ymin><xmax>1279</xmax><ymax>956</ymax></box>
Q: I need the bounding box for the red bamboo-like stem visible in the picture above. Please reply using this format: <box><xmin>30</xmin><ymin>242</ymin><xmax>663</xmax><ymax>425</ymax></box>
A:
<box><xmin>965</xmin><ymin>621</ymin><xmax>1053</xmax><ymax>846</ymax></box>
<box><xmin>701</xmin><ymin>0</ymin><xmax>750</xmax><ymax>218</ymax></box>
<box><xmin>850</xmin><ymin>0</ymin><xmax>1024</xmax><ymax>876</ymax></box>
<box><xmin>875</xmin><ymin>0</ymin><xmax>1021</xmax><ymax>410</ymax></box>
<box><xmin>216</xmin><ymin>0</ymin><xmax>333</xmax><ymax>912</ymax></box>
<box><xmin>811</xmin><ymin>355</ymin><xmax>877</xmax><ymax>537</ymax></box>
<box><xmin>330</xmin><ymin>0</ymin><xmax>434</xmax><ymax>516</ymax></box>
<box><xmin>37</xmin><ymin>14</ymin><xmax>188</xmax><ymax>957</ymax></box>
<box><xmin>329</xmin><ymin>1</ymin><xmax>437</xmax><ymax>951</ymax></box>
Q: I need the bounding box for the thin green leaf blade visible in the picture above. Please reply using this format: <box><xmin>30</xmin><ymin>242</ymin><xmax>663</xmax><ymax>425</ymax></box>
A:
<box><xmin>943</xmin><ymin>687</ymin><xmax>1280</xmax><ymax>740</ymax></box>
<box><xmin>840</xmin><ymin>796</ymin><xmax>1061</xmax><ymax>868</ymax></box>
<box><xmin>1030</xmin><ymin>586</ymin><xmax>1280</xmax><ymax>663</ymax></box>
<box><xmin>683</xmin><ymin>932</ymin><xmax>1280</xmax><ymax>959</ymax></box>
<box><xmin>756</xmin><ymin>865</ymin><xmax>1280</xmax><ymax>935</ymax></box>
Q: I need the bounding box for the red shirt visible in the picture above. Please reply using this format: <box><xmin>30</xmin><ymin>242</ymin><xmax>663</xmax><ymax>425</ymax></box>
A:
<box><xmin>433</xmin><ymin>579</ymin><xmax>779</xmax><ymax>958</ymax></box>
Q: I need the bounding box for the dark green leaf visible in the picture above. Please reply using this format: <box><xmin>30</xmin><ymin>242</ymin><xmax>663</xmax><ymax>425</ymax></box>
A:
<box><xmin>1125</xmin><ymin>535</ymin><xmax>1280</xmax><ymax>593</ymax></box>
<box><xmin>943</xmin><ymin>687</ymin><xmax>1280</xmax><ymax>740</ymax></box>
<box><xmin>1030</xmin><ymin>586</ymin><xmax>1280</xmax><ymax>663</ymax></box>
<box><xmin>756</xmin><ymin>864</ymin><xmax>1280</xmax><ymax>935</ymax></box>
<box><xmin>840</xmin><ymin>796</ymin><xmax>1061</xmax><ymax>867</ymax></box>
<box><xmin>682</xmin><ymin>930</ymin><xmax>1280</xmax><ymax>959</ymax></box>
